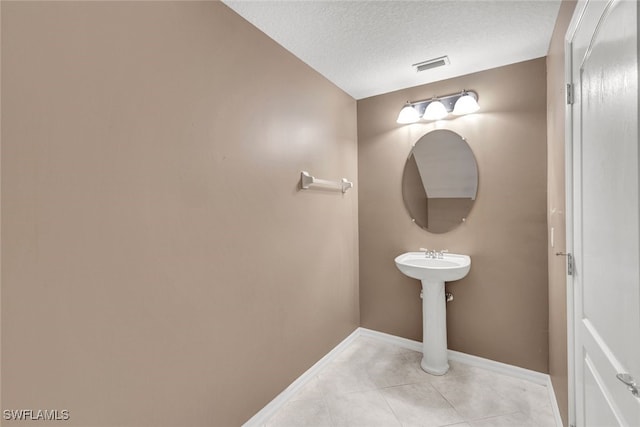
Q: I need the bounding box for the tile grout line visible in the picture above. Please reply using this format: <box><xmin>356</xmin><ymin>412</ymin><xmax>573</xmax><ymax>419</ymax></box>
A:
<box><xmin>377</xmin><ymin>387</ymin><xmax>403</xmax><ymax>427</ymax></box>
<box><xmin>321</xmin><ymin>393</ymin><xmax>337</xmax><ymax>427</ymax></box>
<box><xmin>465</xmin><ymin>410</ymin><xmax>524</xmax><ymax>424</ymax></box>
<box><xmin>429</xmin><ymin>380</ymin><xmax>466</xmax><ymax>426</ymax></box>
<box><xmin>431</xmin><ymin>373</ymin><xmax>533</xmax><ymax>425</ymax></box>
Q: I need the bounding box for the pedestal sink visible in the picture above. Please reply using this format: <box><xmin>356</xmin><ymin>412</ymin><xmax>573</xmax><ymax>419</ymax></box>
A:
<box><xmin>394</xmin><ymin>251</ymin><xmax>471</xmax><ymax>375</ymax></box>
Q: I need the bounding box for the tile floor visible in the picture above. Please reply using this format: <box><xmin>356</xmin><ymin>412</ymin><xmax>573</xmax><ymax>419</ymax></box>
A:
<box><xmin>263</xmin><ymin>337</ymin><xmax>557</xmax><ymax>427</ymax></box>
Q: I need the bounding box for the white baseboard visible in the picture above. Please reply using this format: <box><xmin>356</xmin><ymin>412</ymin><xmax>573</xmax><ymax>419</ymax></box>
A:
<box><xmin>447</xmin><ymin>349</ymin><xmax>549</xmax><ymax>385</ymax></box>
<box><xmin>242</xmin><ymin>328</ymin><xmax>360</xmax><ymax>427</ymax></box>
<box><xmin>244</xmin><ymin>327</ymin><xmax>563</xmax><ymax>427</ymax></box>
<box><xmin>546</xmin><ymin>376</ymin><xmax>565</xmax><ymax>427</ymax></box>
<box><xmin>358</xmin><ymin>327</ymin><xmax>423</xmax><ymax>352</ymax></box>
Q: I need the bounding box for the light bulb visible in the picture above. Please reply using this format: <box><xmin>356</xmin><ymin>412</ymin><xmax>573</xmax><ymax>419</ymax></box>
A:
<box><xmin>423</xmin><ymin>99</ymin><xmax>448</xmax><ymax>120</ymax></box>
<box><xmin>453</xmin><ymin>92</ymin><xmax>479</xmax><ymax>115</ymax></box>
<box><xmin>396</xmin><ymin>103</ymin><xmax>420</xmax><ymax>124</ymax></box>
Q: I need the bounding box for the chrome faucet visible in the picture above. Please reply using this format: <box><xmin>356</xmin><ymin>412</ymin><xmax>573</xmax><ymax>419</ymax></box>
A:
<box><xmin>420</xmin><ymin>248</ymin><xmax>448</xmax><ymax>259</ymax></box>
<box><xmin>419</xmin><ymin>248</ymin><xmax>439</xmax><ymax>259</ymax></box>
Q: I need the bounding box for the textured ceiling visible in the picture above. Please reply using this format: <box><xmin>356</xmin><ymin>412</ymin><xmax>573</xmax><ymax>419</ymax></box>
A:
<box><xmin>222</xmin><ymin>0</ymin><xmax>562</xmax><ymax>100</ymax></box>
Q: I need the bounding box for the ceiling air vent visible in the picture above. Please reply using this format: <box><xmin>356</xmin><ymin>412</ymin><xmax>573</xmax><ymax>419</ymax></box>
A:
<box><xmin>413</xmin><ymin>56</ymin><xmax>450</xmax><ymax>73</ymax></box>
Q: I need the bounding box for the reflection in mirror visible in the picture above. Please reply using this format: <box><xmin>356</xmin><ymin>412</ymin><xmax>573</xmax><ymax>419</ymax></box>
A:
<box><xmin>402</xmin><ymin>129</ymin><xmax>478</xmax><ymax>233</ymax></box>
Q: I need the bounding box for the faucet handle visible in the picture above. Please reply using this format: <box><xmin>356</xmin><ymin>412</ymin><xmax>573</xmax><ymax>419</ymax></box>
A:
<box><xmin>437</xmin><ymin>249</ymin><xmax>449</xmax><ymax>259</ymax></box>
<box><xmin>419</xmin><ymin>248</ymin><xmax>432</xmax><ymax>258</ymax></box>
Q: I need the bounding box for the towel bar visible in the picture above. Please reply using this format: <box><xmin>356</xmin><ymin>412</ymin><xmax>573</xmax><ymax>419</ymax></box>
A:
<box><xmin>301</xmin><ymin>171</ymin><xmax>353</xmax><ymax>193</ymax></box>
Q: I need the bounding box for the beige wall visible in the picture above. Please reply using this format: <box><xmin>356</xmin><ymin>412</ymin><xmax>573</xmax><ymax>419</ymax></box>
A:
<box><xmin>547</xmin><ymin>1</ymin><xmax>577</xmax><ymax>425</ymax></box>
<box><xmin>358</xmin><ymin>58</ymin><xmax>549</xmax><ymax>373</ymax></box>
<box><xmin>427</xmin><ymin>198</ymin><xmax>475</xmax><ymax>234</ymax></box>
<box><xmin>1</xmin><ymin>2</ymin><xmax>358</xmax><ymax>425</ymax></box>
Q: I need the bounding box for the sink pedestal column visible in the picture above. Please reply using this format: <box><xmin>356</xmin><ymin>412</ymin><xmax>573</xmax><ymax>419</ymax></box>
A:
<box><xmin>420</xmin><ymin>280</ymin><xmax>449</xmax><ymax>375</ymax></box>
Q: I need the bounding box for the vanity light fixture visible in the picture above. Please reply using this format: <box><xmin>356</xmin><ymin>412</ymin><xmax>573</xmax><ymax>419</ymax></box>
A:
<box><xmin>397</xmin><ymin>102</ymin><xmax>421</xmax><ymax>124</ymax></box>
<box><xmin>423</xmin><ymin>98</ymin><xmax>448</xmax><ymax>120</ymax></box>
<box><xmin>396</xmin><ymin>90</ymin><xmax>479</xmax><ymax>124</ymax></box>
<box><xmin>452</xmin><ymin>90</ymin><xmax>480</xmax><ymax>115</ymax></box>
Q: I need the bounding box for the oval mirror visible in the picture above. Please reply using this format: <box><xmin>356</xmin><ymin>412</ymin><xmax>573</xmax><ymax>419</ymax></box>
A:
<box><xmin>402</xmin><ymin>129</ymin><xmax>478</xmax><ymax>233</ymax></box>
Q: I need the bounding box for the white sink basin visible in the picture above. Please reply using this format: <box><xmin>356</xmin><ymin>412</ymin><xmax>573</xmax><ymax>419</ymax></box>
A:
<box><xmin>394</xmin><ymin>251</ymin><xmax>471</xmax><ymax>375</ymax></box>
<box><xmin>394</xmin><ymin>252</ymin><xmax>471</xmax><ymax>282</ymax></box>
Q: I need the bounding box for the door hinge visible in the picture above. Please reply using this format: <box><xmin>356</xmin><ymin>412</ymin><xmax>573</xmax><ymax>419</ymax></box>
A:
<box><xmin>556</xmin><ymin>252</ymin><xmax>574</xmax><ymax>276</ymax></box>
<box><xmin>566</xmin><ymin>83</ymin><xmax>574</xmax><ymax>105</ymax></box>
<box><xmin>568</xmin><ymin>253</ymin><xmax>574</xmax><ymax>275</ymax></box>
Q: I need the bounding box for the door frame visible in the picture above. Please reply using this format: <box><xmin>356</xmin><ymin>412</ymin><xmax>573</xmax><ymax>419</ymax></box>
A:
<box><xmin>564</xmin><ymin>1</ymin><xmax>587</xmax><ymax>426</ymax></box>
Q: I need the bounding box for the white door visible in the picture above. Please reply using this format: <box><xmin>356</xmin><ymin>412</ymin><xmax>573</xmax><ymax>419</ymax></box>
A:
<box><xmin>568</xmin><ymin>0</ymin><xmax>640</xmax><ymax>426</ymax></box>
